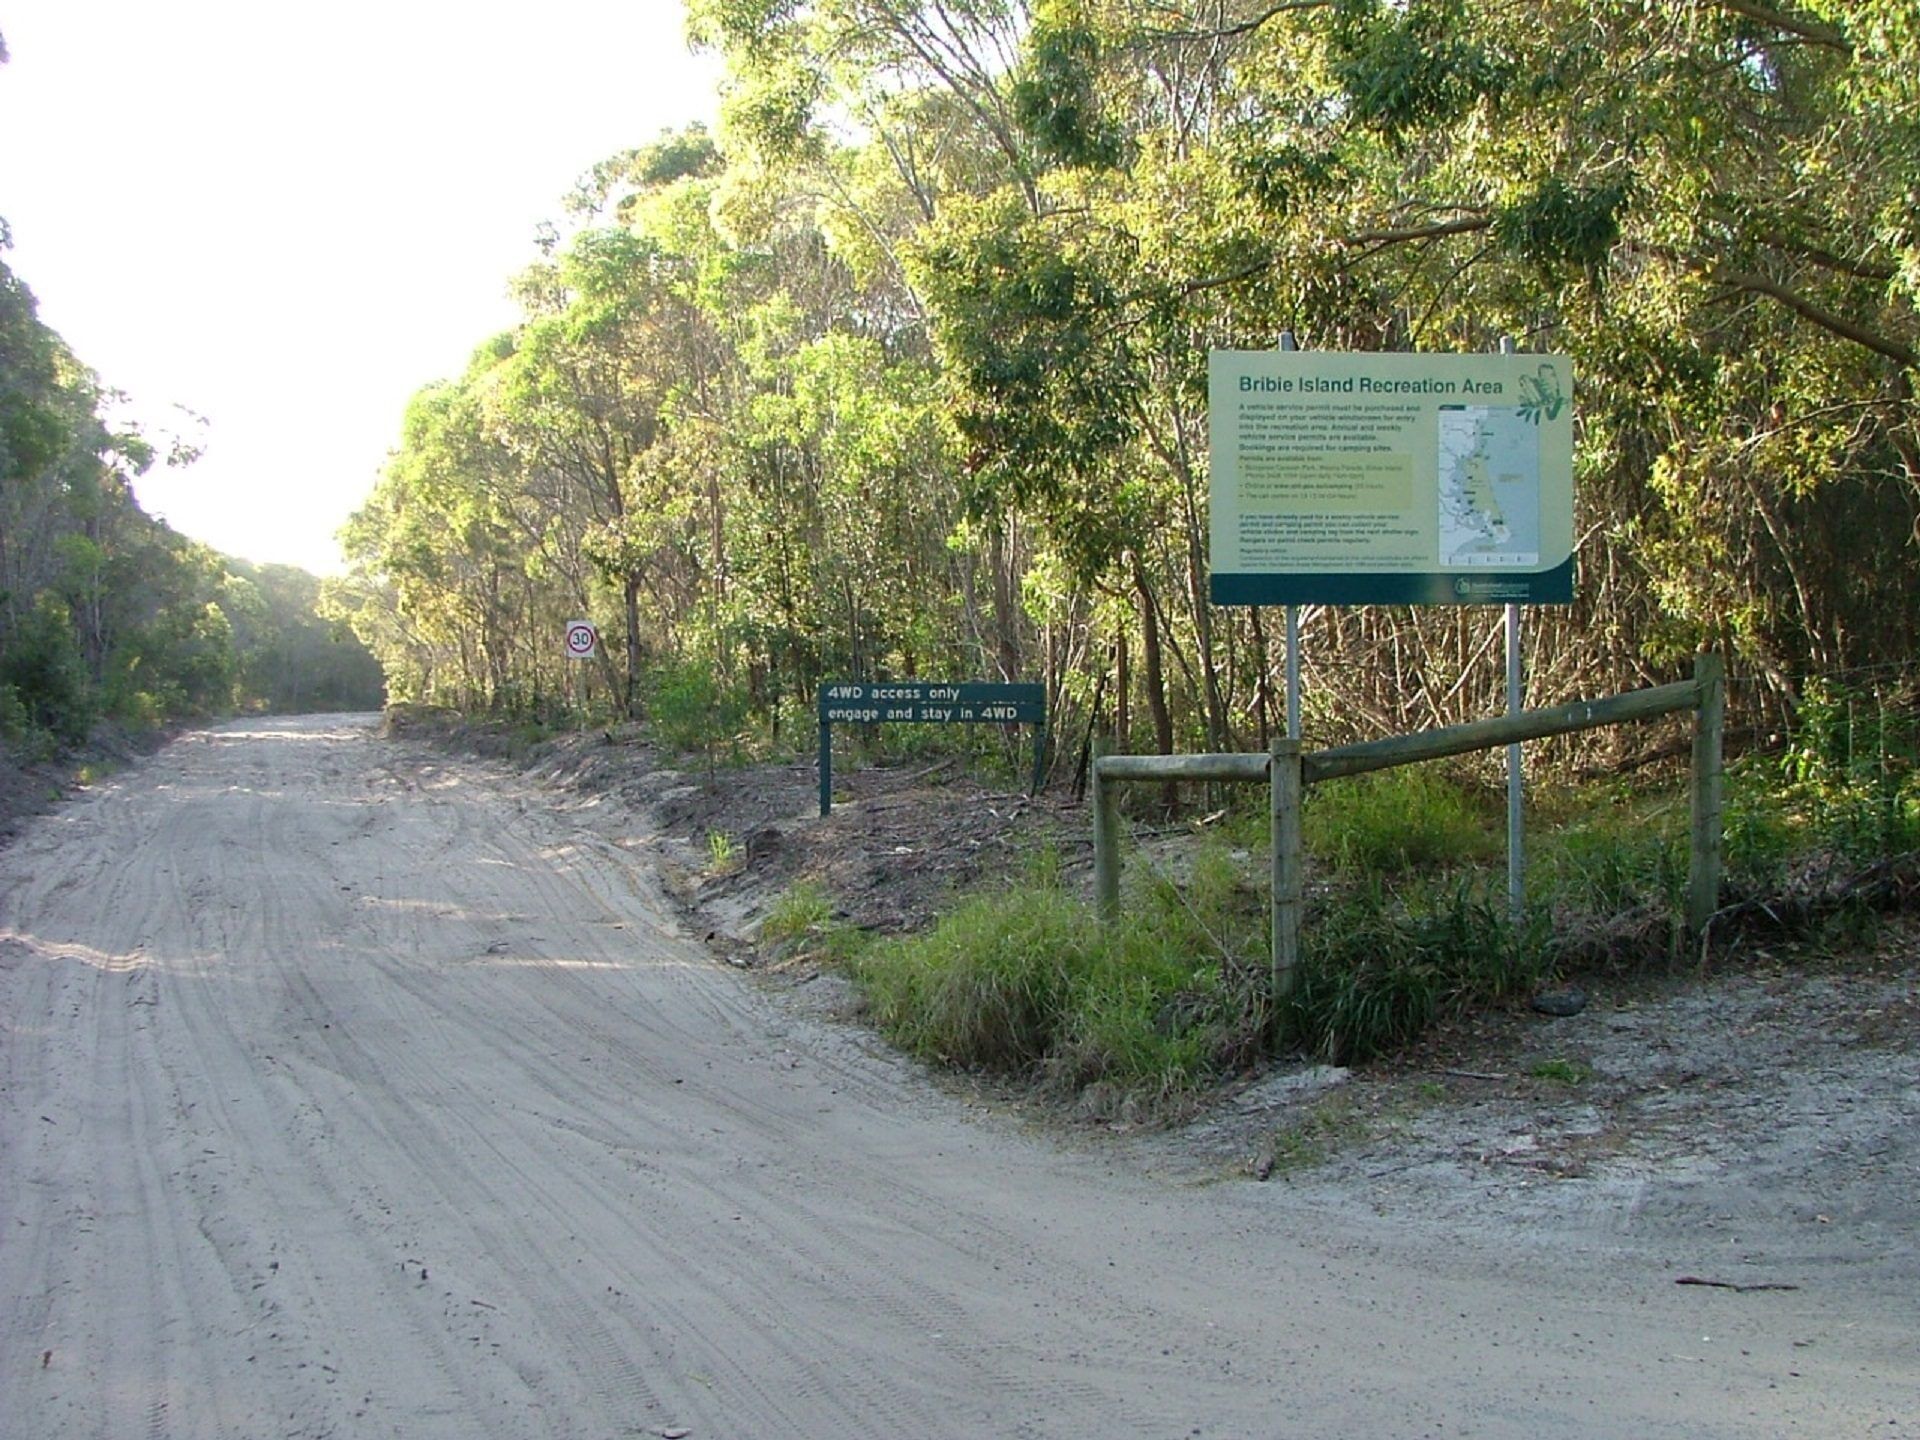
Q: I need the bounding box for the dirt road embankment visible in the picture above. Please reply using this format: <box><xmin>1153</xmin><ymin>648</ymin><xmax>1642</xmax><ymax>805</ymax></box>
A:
<box><xmin>2</xmin><ymin>717</ymin><xmax>1913</xmax><ymax>1438</ymax></box>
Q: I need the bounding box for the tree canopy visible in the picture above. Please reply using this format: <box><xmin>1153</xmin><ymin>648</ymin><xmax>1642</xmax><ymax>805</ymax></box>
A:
<box><xmin>1</xmin><ymin>249</ymin><xmax>383</xmax><ymax>751</ymax></box>
<box><xmin>331</xmin><ymin>4</ymin><xmax>1919</xmax><ymax>762</ymax></box>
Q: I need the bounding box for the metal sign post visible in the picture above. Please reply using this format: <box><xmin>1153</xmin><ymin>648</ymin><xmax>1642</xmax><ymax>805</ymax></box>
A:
<box><xmin>1499</xmin><ymin>336</ymin><xmax>1525</xmax><ymax>924</ymax></box>
<box><xmin>1278</xmin><ymin>330</ymin><xmax>1303</xmax><ymax>742</ymax></box>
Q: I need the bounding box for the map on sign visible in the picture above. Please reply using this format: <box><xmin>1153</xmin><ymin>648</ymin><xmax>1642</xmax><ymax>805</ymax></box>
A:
<box><xmin>1436</xmin><ymin>404</ymin><xmax>1542</xmax><ymax>568</ymax></box>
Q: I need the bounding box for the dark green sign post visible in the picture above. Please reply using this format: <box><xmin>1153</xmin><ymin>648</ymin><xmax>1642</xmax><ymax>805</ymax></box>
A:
<box><xmin>817</xmin><ymin>681</ymin><xmax>1046</xmax><ymax>817</ymax></box>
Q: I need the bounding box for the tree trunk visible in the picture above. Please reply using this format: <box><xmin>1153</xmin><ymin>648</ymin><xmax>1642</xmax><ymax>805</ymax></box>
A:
<box><xmin>988</xmin><ymin>519</ymin><xmax>1021</xmax><ymax>681</ymax></box>
<box><xmin>623</xmin><ymin>574</ymin><xmax>644</xmax><ymax>717</ymax></box>
<box><xmin>1132</xmin><ymin>557</ymin><xmax>1177</xmax><ymax>812</ymax></box>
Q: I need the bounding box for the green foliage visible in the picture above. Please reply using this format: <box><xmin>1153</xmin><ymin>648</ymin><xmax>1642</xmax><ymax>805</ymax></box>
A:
<box><xmin>912</xmin><ymin>196</ymin><xmax>1146</xmax><ymax>581</ymax></box>
<box><xmin>1532</xmin><ymin>792</ymin><xmax>1686</xmax><ymax>914</ymax></box>
<box><xmin>1303</xmin><ymin>766</ymin><xmax>1499</xmax><ymax>872</ymax></box>
<box><xmin>0</xmin><ymin>684</ymin><xmax>28</xmax><ymax>743</ymax></box>
<box><xmin>0</xmin><ymin>251</ymin><xmax>369</xmax><ymax>748</ymax></box>
<box><xmin>0</xmin><ymin>595</ymin><xmax>94</xmax><ymax>742</ymax></box>
<box><xmin>849</xmin><ymin>866</ymin><xmax>1265</xmax><ymax>1113</ymax></box>
<box><xmin>225</xmin><ymin>563</ymin><xmax>385</xmax><ymax>713</ymax></box>
<box><xmin>1493</xmin><ymin>177</ymin><xmax>1630</xmax><ymax>277</ymax></box>
<box><xmin>1528</xmin><ymin>1057</ymin><xmax>1590</xmax><ymax>1086</ymax></box>
<box><xmin>1724</xmin><ymin>680</ymin><xmax>1920</xmax><ymax>879</ymax></box>
<box><xmin>1783</xmin><ymin>679</ymin><xmax>1920</xmax><ymax>855</ymax></box>
<box><xmin>649</xmin><ymin>655</ymin><xmax>750</xmax><ymax>759</ymax></box>
<box><xmin>1283</xmin><ymin>880</ymin><xmax>1551</xmax><ymax>1064</ymax></box>
<box><xmin>761</xmin><ymin>880</ymin><xmax>836</xmax><ymax>947</ymax></box>
<box><xmin>1722</xmin><ymin>766</ymin><xmax>1802</xmax><ymax>888</ymax></box>
<box><xmin>1012</xmin><ymin>3</ymin><xmax>1128</xmax><ymax>171</ymax></box>
<box><xmin>854</xmin><ymin>885</ymin><xmax>1093</xmax><ymax>1070</ymax></box>
<box><xmin>1328</xmin><ymin>0</ymin><xmax>1516</xmax><ymax>141</ymax></box>
<box><xmin>342</xmin><ymin>0</ymin><xmax>1920</xmax><ymax>829</ymax></box>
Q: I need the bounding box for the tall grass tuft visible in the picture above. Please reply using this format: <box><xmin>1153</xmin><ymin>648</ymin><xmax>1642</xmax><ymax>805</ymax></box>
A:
<box><xmin>758</xmin><ymin>881</ymin><xmax>863</xmax><ymax>965</ymax></box>
<box><xmin>853</xmin><ymin>886</ymin><xmax>1094</xmax><ymax>1071</ymax></box>
<box><xmin>1304</xmin><ymin>766</ymin><xmax>1499</xmax><ymax>872</ymax></box>
<box><xmin>1536</xmin><ymin>805</ymin><xmax>1687</xmax><ymax>914</ymax></box>
<box><xmin>848</xmin><ymin>856</ymin><xmax>1268</xmax><ymax>1116</ymax></box>
<box><xmin>1282</xmin><ymin>879</ymin><xmax>1552</xmax><ymax>1064</ymax></box>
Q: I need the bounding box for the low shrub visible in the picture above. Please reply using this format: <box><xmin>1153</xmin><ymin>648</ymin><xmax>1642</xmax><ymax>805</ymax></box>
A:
<box><xmin>848</xmin><ymin>861</ymin><xmax>1268</xmax><ymax>1115</ymax></box>
<box><xmin>1281</xmin><ymin>879</ymin><xmax>1552</xmax><ymax>1064</ymax></box>
<box><xmin>648</xmin><ymin>656</ymin><xmax>749</xmax><ymax>763</ymax></box>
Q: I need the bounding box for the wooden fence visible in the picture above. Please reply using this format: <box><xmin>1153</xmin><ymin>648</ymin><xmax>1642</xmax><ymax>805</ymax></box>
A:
<box><xmin>1091</xmin><ymin>653</ymin><xmax>1726</xmax><ymax>995</ymax></box>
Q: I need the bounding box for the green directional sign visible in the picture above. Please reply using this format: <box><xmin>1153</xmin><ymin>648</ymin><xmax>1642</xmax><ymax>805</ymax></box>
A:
<box><xmin>819</xmin><ymin>681</ymin><xmax>1044</xmax><ymax>726</ymax></box>
<box><xmin>817</xmin><ymin>682</ymin><xmax>1046</xmax><ymax>815</ymax></box>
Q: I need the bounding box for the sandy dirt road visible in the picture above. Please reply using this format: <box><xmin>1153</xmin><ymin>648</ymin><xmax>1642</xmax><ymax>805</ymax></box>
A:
<box><xmin>1</xmin><ymin>716</ymin><xmax>1911</xmax><ymax>1439</ymax></box>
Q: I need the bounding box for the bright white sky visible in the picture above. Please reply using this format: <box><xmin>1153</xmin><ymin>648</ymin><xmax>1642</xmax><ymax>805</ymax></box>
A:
<box><xmin>0</xmin><ymin>1</ymin><xmax>721</xmax><ymax>575</ymax></box>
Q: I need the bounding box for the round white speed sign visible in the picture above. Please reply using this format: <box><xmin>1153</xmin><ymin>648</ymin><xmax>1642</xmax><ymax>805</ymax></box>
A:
<box><xmin>564</xmin><ymin>620</ymin><xmax>599</xmax><ymax>658</ymax></box>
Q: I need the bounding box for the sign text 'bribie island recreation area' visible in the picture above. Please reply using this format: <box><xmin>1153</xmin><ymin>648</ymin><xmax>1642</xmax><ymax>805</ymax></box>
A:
<box><xmin>1208</xmin><ymin>350</ymin><xmax>1576</xmax><ymax>607</ymax></box>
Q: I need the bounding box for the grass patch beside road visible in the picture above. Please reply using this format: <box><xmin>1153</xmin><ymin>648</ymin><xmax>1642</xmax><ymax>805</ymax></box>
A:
<box><xmin>848</xmin><ymin>865</ymin><xmax>1269</xmax><ymax>1117</ymax></box>
<box><xmin>827</xmin><ymin>734</ymin><xmax>1920</xmax><ymax>1118</ymax></box>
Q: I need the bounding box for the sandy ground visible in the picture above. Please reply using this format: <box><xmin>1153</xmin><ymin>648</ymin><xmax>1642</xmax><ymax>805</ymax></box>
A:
<box><xmin>1</xmin><ymin>715</ymin><xmax>1914</xmax><ymax>1439</ymax></box>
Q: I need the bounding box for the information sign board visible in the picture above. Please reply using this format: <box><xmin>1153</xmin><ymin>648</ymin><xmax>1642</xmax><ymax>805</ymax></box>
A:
<box><xmin>1208</xmin><ymin>351</ymin><xmax>1575</xmax><ymax>605</ymax></box>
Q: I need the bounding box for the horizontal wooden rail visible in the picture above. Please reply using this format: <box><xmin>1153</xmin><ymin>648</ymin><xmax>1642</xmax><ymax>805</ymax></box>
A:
<box><xmin>1095</xmin><ymin>752</ymin><xmax>1272</xmax><ymax>783</ymax></box>
<box><xmin>1090</xmin><ymin>654</ymin><xmax>1725</xmax><ymax>995</ymax></box>
<box><xmin>1305</xmin><ymin>679</ymin><xmax>1699</xmax><ymax>784</ymax></box>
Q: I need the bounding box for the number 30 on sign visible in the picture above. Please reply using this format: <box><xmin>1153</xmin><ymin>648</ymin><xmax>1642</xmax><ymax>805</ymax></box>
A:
<box><xmin>564</xmin><ymin>620</ymin><xmax>599</xmax><ymax>659</ymax></box>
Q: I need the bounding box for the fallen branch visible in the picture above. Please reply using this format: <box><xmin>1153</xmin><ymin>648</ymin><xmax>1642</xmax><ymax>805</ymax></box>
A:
<box><xmin>1675</xmin><ymin>1275</ymin><xmax>1800</xmax><ymax>1293</ymax></box>
<box><xmin>1706</xmin><ymin>849</ymin><xmax>1920</xmax><ymax>948</ymax></box>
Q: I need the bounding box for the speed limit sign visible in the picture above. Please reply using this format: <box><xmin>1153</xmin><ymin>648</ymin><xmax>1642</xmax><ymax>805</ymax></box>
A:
<box><xmin>563</xmin><ymin>620</ymin><xmax>599</xmax><ymax>659</ymax></box>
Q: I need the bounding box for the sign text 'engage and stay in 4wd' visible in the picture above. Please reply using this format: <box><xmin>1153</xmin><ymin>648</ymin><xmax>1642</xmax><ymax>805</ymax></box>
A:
<box><xmin>818</xmin><ymin>681</ymin><xmax>1044</xmax><ymax>726</ymax></box>
<box><xmin>816</xmin><ymin>682</ymin><xmax>1046</xmax><ymax>815</ymax></box>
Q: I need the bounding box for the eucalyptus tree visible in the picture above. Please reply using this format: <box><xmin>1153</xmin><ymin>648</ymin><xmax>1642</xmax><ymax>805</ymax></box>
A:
<box><xmin>691</xmin><ymin>0</ymin><xmax>1210</xmax><ymax>746</ymax></box>
<box><xmin>345</xmin><ymin>0</ymin><xmax>1920</xmax><ymax>756</ymax></box>
<box><xmin>914</xmin><ymin>0</ymin><xmax>1920</xmax><ymax>742</ymax></box>
<box><xmin>336</xmin><ymin>368</ymin><xmax>536</xmax><ymax>709</ymax></box>
<box><xmin>2</xmin><ymin>253</ymin><xmax>262</xmax><ymax>738</ymax></box>
<box><xmin>1211</xmin><ymin>0</ymin><xmax>1920</xmax><ymax>690</ymax></box>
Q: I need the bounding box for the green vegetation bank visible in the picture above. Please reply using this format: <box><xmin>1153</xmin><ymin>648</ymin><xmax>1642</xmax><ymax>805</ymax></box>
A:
<box><xmin>332</xmin><ymin>1</ymin><xmax>1918</xmax><ymax>774</ymax></box>
<box><xmin>0</xmin><ymin>247</ymin><xmax>384</xmax><ymax>760</ymax></box>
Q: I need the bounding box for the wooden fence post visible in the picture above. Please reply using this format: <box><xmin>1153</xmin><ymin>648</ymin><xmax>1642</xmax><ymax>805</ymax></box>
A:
<box><xmin>1092</xmin><ymin>737</ymin><xmax>1121</xmax><ymax>923</ymax></box>
<box><xmin>1688</xmin><ymin>650</ymin><xmax>1726</xmax><ymax>942</ymax></box>
<box><xmin>1270</xmin><ymin>740</ymin><xmax>1303</xmax><ymax>997</ymax></box>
